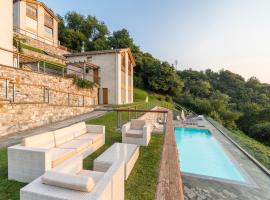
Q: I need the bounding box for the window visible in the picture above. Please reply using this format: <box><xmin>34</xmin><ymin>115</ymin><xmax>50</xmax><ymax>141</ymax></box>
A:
<box><xmin>44</xmin><ymin>26</ymin><xmax>53</xmax><ymax>37</ymax></box>
<box><xmin>44</xmin><ymin>13</ymin><xmax>53</xmax><ymax>28</ymax></box>
<box><xmin>26</xmin><ymin>4</ymin><xmax>37</xmax><ymax>20</ymax></box>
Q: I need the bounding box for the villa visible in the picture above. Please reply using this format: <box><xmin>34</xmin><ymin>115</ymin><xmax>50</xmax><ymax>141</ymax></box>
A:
<box><xmin>1</xmin><ymin>1</ymin><xmax>270</xmax><ymax>200</ymax></box>
<box><xmin>65</xmin><ymin>49</ymin><xmax>136</xmax><ymax>105</ymax></box>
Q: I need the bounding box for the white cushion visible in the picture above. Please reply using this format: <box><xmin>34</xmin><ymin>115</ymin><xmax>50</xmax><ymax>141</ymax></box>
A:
<box><xmin>130</xmin><ymin>119</ymin><xmax>146</xmax><ymax>130</ymax></box>
<box><xmin>77</xmin><ymin>170</ymin><xmax>105</xmax><ymax>184</ymax></box>
<box><xmin>42</xmin><ymin>171</ymin><xmax>95</xmax><ymax>192</ymax></box>
<box><xmin>72</xmin><ymin>122</ymin><xmax>87</xmax><ymax>138</ymax></box>
<box><xmin>126</xmin><ymin>129</ymin><xmax>143</xmax><ymax>138</ymax></box>
<box><xmin>54</xmin><ymin>126</ymin><xmax>75</xmax><ymax>146</ymax></box>
<box><xmin>76</xmin><ymin>133</ymin><xmax>103</xmax><ymax>144</ymax></box>
<box><xmin>22</xmin><ymin>132</ymin><xmax>55</xmax><ymax>149</ymax></box>
<box><xmin>50</xmin><ymin>148</ymin><xmax>77</xmax><ymax>168</ymax></box>
<box><xmin>59</xmin><ymin>140</ymin><xmax>89</xmax><ymax>153</ymax></box>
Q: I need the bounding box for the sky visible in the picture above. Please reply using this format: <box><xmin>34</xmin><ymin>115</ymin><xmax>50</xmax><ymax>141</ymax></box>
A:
<box><xmin>43</xmin><ymin>0</ymin><xmax>270</xmax><ymax>83</ymax></box>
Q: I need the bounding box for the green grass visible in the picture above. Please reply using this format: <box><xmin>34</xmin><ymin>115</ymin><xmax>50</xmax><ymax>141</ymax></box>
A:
<box><xmin>84</xmin><ymin>111</ymin><xmax>164</xmax><ymax>200</ymax></box>
<box><xmin>0</xmin><ymin>111</ymin><xmax>164</xmax><ymax>200</ymax></box>
<box><xmin>125</xmin><ymin>135</ymin><xmax>163</xmax><ymax>200</ymax></box>
<box><xmin>0</xmin><ymin>149</ymin><xmax>26</xmax><ymax>200</ymax></box>
<box><xmin>227</xmin><ymin>129</ymin><xmax>270</xmax><ymax>170</ymax></box>
<box><xmin>21</xmin><ymin>43</ymin><xmax>48</xmax><ymax>55</ymax></box>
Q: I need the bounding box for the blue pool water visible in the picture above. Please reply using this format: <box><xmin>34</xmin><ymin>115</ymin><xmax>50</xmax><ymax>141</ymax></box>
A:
<box><xmin>175</xmin><ymin>128</ymin><xmax>245</xmax><ymax>182</ymax></box>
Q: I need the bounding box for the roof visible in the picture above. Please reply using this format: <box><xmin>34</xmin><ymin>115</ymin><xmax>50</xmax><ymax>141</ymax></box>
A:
<box><xmin>66</xmin><ymin>61</ymin><xmax>99</xmax><ymax>69</ymax></box>
<box><xmin>14</xmin><ymin>0</ymin><xmax>60</xmax><ymax>22</ymax></box>
<box><xmin>64</xmin><ymin>48</ymin><xmax>136</xmax><ymax>66</ymax></box>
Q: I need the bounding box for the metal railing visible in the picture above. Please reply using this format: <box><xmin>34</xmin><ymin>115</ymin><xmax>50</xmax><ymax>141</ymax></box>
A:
<box><xmin>113</xmin><ymin>102</ymin><xmax>169</xmax><ymax>129</ymax></box>
<box><xmin>13</xmin><ymin>26</ymin><xmax>77</xmax><ymax>53</ymax></box>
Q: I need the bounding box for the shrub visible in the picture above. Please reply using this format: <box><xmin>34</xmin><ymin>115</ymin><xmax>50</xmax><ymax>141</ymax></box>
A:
<box><xmin>249</xmin><ymin>122</ymin><xmax>270</xmax><ymax>145</ymax></box>
<box><xmin>73</xmin><ymin>76</ymin><xmax>95</xmax><ymax>89</ymax></box>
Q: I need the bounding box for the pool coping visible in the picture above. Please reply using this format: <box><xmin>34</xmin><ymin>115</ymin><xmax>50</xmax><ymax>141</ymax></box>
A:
<box><xmin>206</xmin><ymin>117</ymin><xmax>270</xmax><ymax>177</ymax></box>
<box><xmin>174</xmin><ymin>127</ymin><xmax>258</xmax><ymax>188</ymax></box>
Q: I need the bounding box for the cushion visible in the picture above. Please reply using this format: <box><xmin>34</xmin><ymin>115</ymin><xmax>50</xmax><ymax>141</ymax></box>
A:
<box><xmin>54</xmin><ymin>126</ymin><xmax>75</xmax><ymax>146</ymax></box>
<box><xmin>59</xmin><ymin>140</ymin><xmax>89</xmax><ymax>153</ymax></box>
<box><xmin>72</xmin><ymin>122</ymin><xmax>87</xmax><ymax>138</ymax></box>
<box><xmin>50</xmin><ymin>148</ymin><xmax>77</xmax><ymax>168</ymax></box>
<box><xmin>42</xmin><ymin>171</ymin><xmax>95</xmax><ymax>192</ymax></box>
<box><xmin>126</xmin><ymin>129</ymin><xmax>143</xmax><ymax>138</ymax></box>
<box><xmin>76</xmin><ymin>133</ymin><xmax>103</xmax><ymax>144</ymax></box>
<box><xmin>130</xmin><ymin>119</ymin><xmax>146</xmax><ymax>130</ymax></box>
<box><xmin>22</xmin><ymin>132</ymin><xmax>55</xmax><ymax>149</ymax></box>
<box><xmin>77</xmin><ymin>170</ymin><xmax>105</xmax><ymax>184</ymax></box>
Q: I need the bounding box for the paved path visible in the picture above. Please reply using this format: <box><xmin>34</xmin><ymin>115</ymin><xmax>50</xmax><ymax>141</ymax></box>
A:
<box><xmin>0</xmin><ymin>110</ymin><xmax>108</xmax><ymax>148</ymax></box>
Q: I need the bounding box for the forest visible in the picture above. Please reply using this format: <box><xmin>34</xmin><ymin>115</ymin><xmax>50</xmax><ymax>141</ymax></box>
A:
<box><xmin>58</xmin><ymin>12</ymin><xmax>270</xmax><ymax>146</ymax></box>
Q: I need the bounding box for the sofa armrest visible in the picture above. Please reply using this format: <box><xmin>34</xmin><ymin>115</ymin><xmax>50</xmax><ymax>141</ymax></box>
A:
<box><xmin>86</xmin><ymin>125</ymin><xmax>105</xmax><ymax>134</ymax></box>
<box><xmin>143</xmin><ymin>124</ymin><xmax>151</xmax><ymax>138</ymax></box>
<box><xmin>122</xmin><ymin>123</ymin><xmax>131</xmax><ymax>135</ymax></box>
<box><xmin>8</xmin><ymin>145</ymin><xmax>52</xmax><ymax>183</ymax></box>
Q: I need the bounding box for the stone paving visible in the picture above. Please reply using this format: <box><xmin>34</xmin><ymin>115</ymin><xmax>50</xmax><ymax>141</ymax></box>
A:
<box><xmin>0</xmin><ymin>110</ymin><xmax>108</xmax><ymax>148</ymax></box>
<box><xmin>175</xmin><ymin>118</ymin><xmax>270</xmax><ymax>200</ymax></box>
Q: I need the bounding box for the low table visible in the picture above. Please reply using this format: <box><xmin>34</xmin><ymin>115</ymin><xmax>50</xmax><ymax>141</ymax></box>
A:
<box><xmin>93</xmin><ymin>143</ymin><xmax>139</xmax><ymax>180</ymax></box>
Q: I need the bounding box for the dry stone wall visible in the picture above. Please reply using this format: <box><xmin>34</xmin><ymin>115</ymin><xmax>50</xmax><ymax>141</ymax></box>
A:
<box><xmin>0</xmin><ymin>65</ymin><xmax>98</xmax><ymax>136</ymax></box>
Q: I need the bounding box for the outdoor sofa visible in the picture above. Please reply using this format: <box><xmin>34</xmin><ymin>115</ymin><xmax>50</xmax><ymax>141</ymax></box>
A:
<box><xmin>20</xmin><ymin>154</ymin><xmax>125</xmax><ymax>200</ymax></box>
<box><xmin>122</xmin><ymin>119</ymin><xmax>151</xmax><ymax>146</ymax></box>
<box><xmin>8</xmin><ymin>122</ymin><xmax>105</xmax><ymax>183</ymax></box>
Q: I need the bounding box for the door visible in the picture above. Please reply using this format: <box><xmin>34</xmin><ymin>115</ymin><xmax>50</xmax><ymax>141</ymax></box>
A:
<box><xmin>102</xmin><ymin>88</ymin><xmax>108</xmax><ymax>104</ymax></box>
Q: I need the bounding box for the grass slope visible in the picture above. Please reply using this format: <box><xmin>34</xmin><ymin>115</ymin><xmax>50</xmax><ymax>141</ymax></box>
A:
<box><xmin>85</xmin><ymin>111</ymin><xmax>164</xmax><ymax>200</ymax></box>
<box><xmin>228</xmin><ymin>129</ymin><xmax>270</xmax><ymax>170</ymax></box>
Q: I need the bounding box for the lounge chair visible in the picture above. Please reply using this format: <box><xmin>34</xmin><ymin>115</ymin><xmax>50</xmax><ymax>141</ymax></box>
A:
<box><xmin>122</xmin><ymin>119</ymin><xmax>151</xmax><ymax>146</ymax></box>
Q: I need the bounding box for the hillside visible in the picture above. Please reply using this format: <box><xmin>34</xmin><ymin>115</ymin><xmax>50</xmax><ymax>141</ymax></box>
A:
<box><xmin>57</xmin><ymin>11</ymin><xmax>270</xmax><ymax>147</ymax></box>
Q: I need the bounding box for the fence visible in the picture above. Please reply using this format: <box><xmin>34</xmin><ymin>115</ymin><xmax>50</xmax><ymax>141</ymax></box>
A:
<box><xmin>13</xmin><ymin>26</ymin><xmax>76</xmax><ymax>53</ymax></box>
<box><xmin>0</xmin><ymin>76</ymin><xmax>97</xmax><ymax>107</ymax></box>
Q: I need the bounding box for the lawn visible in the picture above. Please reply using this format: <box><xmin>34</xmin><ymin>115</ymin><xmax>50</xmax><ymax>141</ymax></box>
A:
<box><xmin>0</xmin><ymin>111</ymin><xmax>164</xmax><ymax>200</ymax></box>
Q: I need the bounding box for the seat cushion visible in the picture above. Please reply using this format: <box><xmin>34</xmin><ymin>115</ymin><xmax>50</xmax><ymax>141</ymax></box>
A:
<box><xmin>51</xmin><ymin>148</ymin><xmax>77</xmax><ymax>168</ymax></box>
<box><xmin>59</xmin><ymin>140</ymin><xmax>89</xmax><ymax>153</ymax></box>
<box><xmin>130</xmin><ymin>119</ymin><xmax>146</xmax><ymax>130</ymax></box>
<box><xmin>76</xmin><ymin>133</ymin><xmax>103</xmax><ymax>144</ymax></box>
<box><xmin>77</xmin><ymin>170</ymin><xmax>105</xmax><ymax>184</ymax></box>
<box><xmin>126</xmin><ymin>129</ymin><xmax>143</xmax><ymax>138</ymax></box>
<box><xmin>72</xmin><ymin>122</ymin><xmax>87</xmax><ymax>138</ymax></box>
<box><xmin>54</xmin><ymin>126</ymin><xmax>75</xmax><ymax>147</ymax></box>
<box><xmin>22</xmin><ymin>132</ymin><xmax>55</xmax><ymax>149</ymax></box>
<box><xmin>42</xmin><ymin>171</ymin><xmax>95</xmax><ymax>192</ymax></box>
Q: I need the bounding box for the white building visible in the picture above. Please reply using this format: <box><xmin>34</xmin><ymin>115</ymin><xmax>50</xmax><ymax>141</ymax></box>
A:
<box><xmin>0</xmin><ymin>0</ymin><xmax>13</xmax><ymax>66</ymax></box>
<box><xmin>13</xmin><ymin>0</ymin><xmax>59</xmax><ymax>47</ymax></box>
<box><xmin>65</xmin><ymin>48</ymin><xmax>136</xmax><ymax>105</ymax></box>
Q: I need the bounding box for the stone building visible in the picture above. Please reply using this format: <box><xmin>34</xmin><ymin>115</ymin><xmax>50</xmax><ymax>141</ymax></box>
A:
<box><xmin>65</xmin><ymin>48</ymin><xmax>136</xmax><ymax>105</ymax></box>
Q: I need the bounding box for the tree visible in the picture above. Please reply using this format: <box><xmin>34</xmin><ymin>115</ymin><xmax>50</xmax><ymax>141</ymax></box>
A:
<box><xmin>60</xmin><ymin>29</ymin><xmax>87</xmax><ymax>51</ymax></box>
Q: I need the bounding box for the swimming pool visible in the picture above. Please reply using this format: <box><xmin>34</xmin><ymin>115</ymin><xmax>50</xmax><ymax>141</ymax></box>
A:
<box><xmin>175</xmin><ymin>127</ymin><xmax>245</xmax><ymax>182</ymax></box>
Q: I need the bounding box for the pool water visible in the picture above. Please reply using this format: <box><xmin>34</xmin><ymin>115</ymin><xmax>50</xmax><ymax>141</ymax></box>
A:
<box><xmin>175</xmin><ymin>128</ymin><xmax>245</xmax><ymax>182</ymax></box>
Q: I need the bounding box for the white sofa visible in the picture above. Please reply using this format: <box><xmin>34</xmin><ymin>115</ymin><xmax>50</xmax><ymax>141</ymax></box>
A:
<box><xmin>8</xmin><ymin>122</ymin><xmax>105</xmax><ymax>183</ymax></box>
<box><xmin>122</xmin><ymin>119</ymin><xmax>151</xmax><ymax>146</ymax></box>
<box><xmin>20</xmin><ymin>155</ymin><xmax>125</xmax><ymax>200</ymax></box>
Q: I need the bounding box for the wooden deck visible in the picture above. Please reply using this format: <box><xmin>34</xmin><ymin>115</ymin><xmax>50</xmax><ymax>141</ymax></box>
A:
<box><xmin>155</xmin><ymin>111</ymin><xmax>184</xmax><ymax>200</ymax></box>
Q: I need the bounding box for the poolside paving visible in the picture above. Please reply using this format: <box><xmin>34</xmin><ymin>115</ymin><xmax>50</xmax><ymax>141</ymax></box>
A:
<box><xmin>174</xmin><ymin>119</ymin><xmax>270</xmax><ymax>200</ymax></box>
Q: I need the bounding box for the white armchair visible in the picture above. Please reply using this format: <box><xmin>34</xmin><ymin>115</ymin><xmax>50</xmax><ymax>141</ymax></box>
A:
<box><xmin>122</xmin><ymin>119</ymin><xmax>151</xmax><ymax>146</ymax></box>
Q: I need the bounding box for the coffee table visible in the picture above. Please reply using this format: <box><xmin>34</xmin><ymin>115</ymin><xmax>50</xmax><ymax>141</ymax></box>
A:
<box><xmin>93</xmin><ymin>143</ymin><xmax>139</xmax><ymax>180</ymax></box>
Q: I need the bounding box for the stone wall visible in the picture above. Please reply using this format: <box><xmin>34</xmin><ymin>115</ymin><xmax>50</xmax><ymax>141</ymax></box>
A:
<box><xmin>0</xmin><ymin>64</ymin><xmax>98</xmax><ymax>136</ymax></box>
